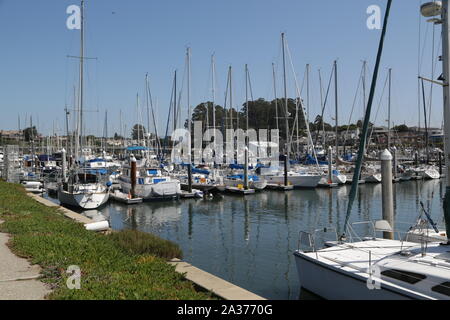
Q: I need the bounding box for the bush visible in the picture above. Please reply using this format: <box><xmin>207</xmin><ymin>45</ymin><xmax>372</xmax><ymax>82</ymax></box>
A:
<box><xmin>108</xmin><ymin>229</ymin><xmax>182</xmax><ymax>260</ymax></box>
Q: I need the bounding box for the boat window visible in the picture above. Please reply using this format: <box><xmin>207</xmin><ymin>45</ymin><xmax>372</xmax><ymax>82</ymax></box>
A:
<box><xmin>381</xmin><ymin>269</ymin><xmax>426</xmax><ymax>284</ymax></box>
<box><xmin>77</xmin><ymin>173</ymin><xmax>98</xmax><ymax>184</ymax></box>
<box><xmin>431</xmin><ymin>282</ymin><xmax>450</xmax><ymax>297</ymax></box>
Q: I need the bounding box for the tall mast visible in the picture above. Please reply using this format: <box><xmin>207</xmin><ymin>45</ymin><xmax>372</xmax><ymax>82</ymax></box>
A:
<box><xmin>136</xmin><ymin>93</ymin><xmax>140</xmax><ymax>146</ymax></box>
<box><xmin>306</xmin><ymin>64</ymin><xmax>310</xmax><ymax>154</ymax></box>
<box><xmin>245</xmin><ymin>64</ymin><xmax>249</xmax><ymax>133</ymax></box>
<box><xmin>119</xmin><ymin>109</ymin><xmax>123</xmax><ymax>148</ymax></box>
<box><xmin>145</xmin><ymin>73</ymin><xmax>151</xmax><ymax>148</ymax></box>
<box><xmin>30</xmin><ymin>115</ymin><xmax>35</xmax><ymax>173</ymax></box>
<box><xmin>388</xmin><ymin>68</ymin><xmax>392</xmax><ymax>149</ymax></box>
<box><xmin>334</xmin><ymin>60</ymin><xmax>339</xmax><ymax>158</ymax></box>
<box><xmin>187</xmin><ymin>48</ymin><xmax>192</xmax><ymax>163</ymax></box>
<box><xmin>272</xmin><ymin>63</ymin><xmax>279</xmax><ymax>132</ymax></box>
<box><xmin>229</xmin><ymin>66</ymin><xmax>233</xmax><ymax>130</ymax></box>
<box><xmin>318</xmin><ymin>69</ymin><xmax>326</xmax><ymax>146</ymax></box>
<box><xmin>73</xmin><ymin>0</ymin><xmax>85</xmax><ymax>161</ymax></box>
<box><xmin>79</xmin><ymin>0</ymin><xmax>85</xmax><ymax>156</ymax></box>
<box><xmin>212</xmin><ymin>55</ymin><xmax>216</xmax><ymax>135</ymax></box>
<box><xmin>282</xmin><ymin>33</ymin><xmax>290</xmax><ymax>160</ymax></box>
<box><xmin>173</xmin><ymin>70</ymin><xmax>177</xmax><ymax>132</ymax></box>
<box><xmin>104</xmin><ymin>110</ymin><xmax>108</xmax><ymax>153</ymax></box>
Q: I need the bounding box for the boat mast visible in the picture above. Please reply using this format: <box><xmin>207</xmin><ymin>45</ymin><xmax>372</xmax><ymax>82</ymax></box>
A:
<box><xmin>272</xmin><ymin>63</ymin><xmax>279</xmax><ymax>132</ymax></box>
<box><xmin>318</xmin><ymin>69</ymin><xmax>326</xmax><ymax>146</ymax></box>
<box><xmin>334</xmin><ymin>60</ymin><xmax>339</xmax><ymax>159</ymax></box>
<box><xmin>245</xmin><ymin>64</ymin><xmax>249</xmax><ymax>134</ymax></box>
<box><xmin>211</xmin><ymin>55</ymin><xmax>216</xmax><ymax>156</ymax></box>
<box><xmin>229</xmin><ymin>66</ymin><xmax>233</xmax><ymax>131</ymax></box>
<box><xmin>282</xmin><ymin>33</ymin><xmax>290</xmax><ymax>161</ymax></box>
<box><xmin>187</xmin><ymin>47</ymin><xmax>192</xmax><ymax>163</ymax></box>
<box><xmin>75</xmin><ymin>0</ymin><xmax>85</xmax><ymax>161</ymax></box>
<box><xmin>173</xmin><ymin>70</ymin><xmax>177</xmax><ymax>132</ymax></box>
<box><xmin>306</xmin><ymin>63</ymin><xmax>310</xmax><ymax>155</ymax></box>
<box><xmin>388</xmin><ymin>68</ymin><xmax>392</xmax><ymax>149</ymax></box>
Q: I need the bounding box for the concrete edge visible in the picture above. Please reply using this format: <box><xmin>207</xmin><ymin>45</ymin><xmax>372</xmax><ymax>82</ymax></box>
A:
<box><xmin>27</xmin><ymin>193</ymin><xmax>93</xmax><ymax>224</ymax></box>
<box><xmin>26</xmin><ymin>193</ymin><xmax>266</xmax><ymax>300</ymax></box>
<box><xmin>169</xmin><ymin>259</ymin><xmax>266</xmax><ymax>300</ymax></box>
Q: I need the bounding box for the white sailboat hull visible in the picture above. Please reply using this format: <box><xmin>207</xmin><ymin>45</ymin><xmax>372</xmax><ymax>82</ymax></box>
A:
<box><xmin>120</xmin><ymin>180</ymin><xmax>180</xmax><ymax>200</ymax></box>
<box><xmin>294</xmin><ymin>251</ymin><xmax>413</xmax><ymax>300</ymax></box>
<box><xmin>364</xmin><ymin>173</ymin><xmax>382</xmax><ymax>183</ymax></box>
<box><xmin>58</xmin><ymin>187</ymin><xmax>109</xmax><ymax>210</ymax></box>
<box><xmin>264</xmin><ymin>174</ymin><xmax>322</xmax><ymax>188</ymax></box>
<box><xmin>319</xmin><ymin>173</ymin><xmax>347</xmax><ymax>185</ymax></box>
<box><xmin>422</xmin><ymin>169</ymin><xmax>440</xmax><ymax>180</ymax></box>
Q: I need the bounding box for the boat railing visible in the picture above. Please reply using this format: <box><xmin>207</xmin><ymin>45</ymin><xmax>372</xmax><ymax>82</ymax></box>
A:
<box><xmin>297</xmin><ymin>227</ymin><xmax>339</xmax><ymax>252</ymax></box>
<box><xmin>347</xmin><ymin>220</ymin><xmax>406</xmax><ymax>243</ymax></box>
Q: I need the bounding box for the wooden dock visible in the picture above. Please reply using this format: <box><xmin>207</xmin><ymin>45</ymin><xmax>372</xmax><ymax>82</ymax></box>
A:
<box><xmin>224</xmin><ymin>187</ymin><xmax>255</xmax><ymax>195</ymax></box>
<box><xmin>110</xmin><ymin>191</ymin><xmax>143</xmax><ymax>205</ymax></box>
<box><xmin>317</xmin><ymin>182</ymin><xmax>339</xmax><ymax>188</ymax></box>
<box><xmin>266</xmin><ymin>184</ymin><xmax>294</xmax><ymax>191</ymax></box>
<box><xmin>180</xmin><ymin>190</ymin><xmax>203</xmax><ymax>199</ymax></box>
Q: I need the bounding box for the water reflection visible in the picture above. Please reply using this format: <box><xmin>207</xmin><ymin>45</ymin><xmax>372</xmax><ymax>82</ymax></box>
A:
<box><xmin>45</xmin><ymin>179</ymin><xmax>446</xmax><ymax>300</ymax></box>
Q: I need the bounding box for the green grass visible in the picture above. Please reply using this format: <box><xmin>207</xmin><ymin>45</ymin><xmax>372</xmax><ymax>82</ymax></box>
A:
<box><xmin>108</xmin><ymin>229</ymin><xmax>183</xmax><ymax>260</ymax></box>
<box><xmin>0</xmin><ymin>180</ymin><xmax>214</xmax><ymax>300</ymax></box>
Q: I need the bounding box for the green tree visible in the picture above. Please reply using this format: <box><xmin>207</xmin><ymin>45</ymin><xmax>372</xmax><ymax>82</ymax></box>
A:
<box><xmin>114</xmin><ymin>132</ymin><xmax>124</xmax><ymax>140</ymax></box>
<box><xmin>393</xmin><ymin>124</ymin><xmax>409</xmax><ymax>132</ymax></box>
<box><xmin>23</xmin><ymin>127</ymin><xmax>38</xmax><ymax>142</ymax></box>
<box><xmin>131</xmin><ymin>124</ymin><xmax>146</xmax><ymax>140</ymax></box>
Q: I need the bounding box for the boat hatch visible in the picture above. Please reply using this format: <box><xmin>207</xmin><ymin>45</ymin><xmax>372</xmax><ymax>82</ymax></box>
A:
<box><xmin>148</xmin><ymin>169</ymin><xmax>158</xmax><ymax>175</ymax></box>
<box><xmin>431</xmin><ymin>282</ymin><xmax>450</xmax><ymax>297</ymax></box>
<box><xmin>381</xmin><ymin>269</ymin><xmax>427</xmax><ymax>285</ymax></box>
<box><xmin>153</xmin><ymin>178</ymin><xmax>166</xmax><ymax>184</ymax></box>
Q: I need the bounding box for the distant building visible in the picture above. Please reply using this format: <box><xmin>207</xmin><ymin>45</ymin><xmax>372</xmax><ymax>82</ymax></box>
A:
<box><xmin>0</xmin><ymin>130</ymin><xmax>22</xmax><ymax>140</ymax></box>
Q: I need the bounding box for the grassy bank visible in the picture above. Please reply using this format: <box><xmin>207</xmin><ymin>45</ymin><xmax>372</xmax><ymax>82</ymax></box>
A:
<box><xmin>0</xmin><ymin>180</ymin><xmax>214</xmax><ymax>300</ymax></box>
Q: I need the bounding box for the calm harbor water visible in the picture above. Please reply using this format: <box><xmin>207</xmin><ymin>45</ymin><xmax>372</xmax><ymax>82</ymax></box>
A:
<box><xmin>46</xmin><ymin>179</ymin><xmax>445</xmax><ymax>300</ymax></box>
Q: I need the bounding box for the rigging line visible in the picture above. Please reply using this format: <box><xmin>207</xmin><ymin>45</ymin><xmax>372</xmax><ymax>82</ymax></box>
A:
<box><xmin>427</xmin><ymin>23</ymin><xmax>436</xmax><ymax>131</ymax></box>
<box><xmin>285</xmin><ymin>40</ymin><xmax>319</xmax><ymax>166</ymax></box>
<box><xmin>419</xmin><ymin>18</ymin><xmax>430</xmax><ymax>73</ymax></box>
<box><xmin>175</xmin><ymin>59</ymin><xmax>187</xmax><ymax>130</ymax></box>
<box><xmin>367</xmin><ymin>72</ymin><xmax>389</xmax><ymax>145</ymax></box>
<box><xmin>248</xmin><ymin>67</ymin><xmax>255</xmax><ymax>102</ymax></box>
<box><xmin>314</xmin><ymin>65</ymin><xmax>334</xmax><ymax>147</ymax></box>
<box><xmin>146</xmin><ymin>76</ymin><xmax>162</xmax><ymax>156</ymax></box>
<box><xmin>428</xmin><ymin>32</ymin><xmax>442</xmax><ymax>127</ymax></box>
<box><xmin>421</xmin><ymin>78</ymin><xmax>430</xmax><ymax>163</ymax></box>
<box><xmin>343</xmin><ymin>65</ymin><xmax>364</xmax><ymax>146</ymax></box>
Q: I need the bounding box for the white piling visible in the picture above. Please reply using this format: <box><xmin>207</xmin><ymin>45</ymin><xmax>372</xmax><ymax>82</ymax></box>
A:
<box><xmin>380</xmin><ymin>149</ymin><xmax>394</xmax><ymax>239</ymax></box>
<box><xmin>61</xmin><ymin>148</ymin><xmax>67</xmax><ymax>183</ymax></box>
<box><xmin>328</xmin><ymin>146</ymin><xmax>333</xmax><ymax>184</ymax></box>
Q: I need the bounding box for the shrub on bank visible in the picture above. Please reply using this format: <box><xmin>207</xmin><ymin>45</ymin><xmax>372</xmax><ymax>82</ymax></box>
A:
<box><xmin>0</xmin><ymin>180</ymin><xmax>213</xmax><ymax>300</ymax></box>
<box><xmin>108</xmin><ymin>229</ymin><xmax>183</xmax><ymax>260</ymax></box>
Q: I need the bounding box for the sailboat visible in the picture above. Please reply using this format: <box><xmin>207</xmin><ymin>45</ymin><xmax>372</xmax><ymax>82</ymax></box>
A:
<box><xmin>260</xmin><ymin>33</ymin><xmax>322</xmax><ymax>188</ymax></box>
<box><xmin>58</xmin><ymin>0</ymin><xmax>110</xmax><ymax>210</ymax></box>
<box><xmin>294</xmin><ymin>0</ymin><xmax>450</xmax><ymax>300</ymax></box>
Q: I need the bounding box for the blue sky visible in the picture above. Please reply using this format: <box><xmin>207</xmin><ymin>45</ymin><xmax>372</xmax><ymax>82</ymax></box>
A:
<box><xmin>0</xmin><ymin>0</ymin><xmax>442</xmax><ymax>137</ymax></box>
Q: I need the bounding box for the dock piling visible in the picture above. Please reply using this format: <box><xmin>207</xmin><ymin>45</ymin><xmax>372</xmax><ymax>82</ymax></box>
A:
<box><xmin>380</xmin><ymin>149</ymin><xmax>394</xmax><ymax>240</ymax></box>
<box><xmin>130</xmin><ymin>155</ymin><xmax>137</xmax><ymax>199</ymax></box>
